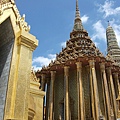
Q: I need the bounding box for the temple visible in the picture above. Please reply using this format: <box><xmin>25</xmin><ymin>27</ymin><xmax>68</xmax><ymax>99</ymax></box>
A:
<box><xmin>0</xmin><ymin>0</ymin><xmax>120</xmax><ymax>120</ymax></box>
<box><xmin>36</xmin><ymin>0</ymin><xmax>120</xmax><ymax>120</ymax></box>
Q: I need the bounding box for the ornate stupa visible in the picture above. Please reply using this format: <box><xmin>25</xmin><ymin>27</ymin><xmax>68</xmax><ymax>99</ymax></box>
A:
<box><xmin>106</xmin><ymin>22</ymin><xmax>120</xmax><ymax>65</ymax></box>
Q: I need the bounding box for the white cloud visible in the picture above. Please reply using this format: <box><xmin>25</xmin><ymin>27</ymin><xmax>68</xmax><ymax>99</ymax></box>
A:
<box><xmin>81</xmin><ymin>15</ymin><xmax>89</xmax><ymax>23</ymax></box>
<box><xmin>48</xmin><ymin>54</ymin><xmax>56</xmax><ymax>59</ymax></box>
<box><xmin>61</xmin><ymin>41</ymin><xmax>66</xmax><ymax>48</ymax></box>
<box><xmin>32</xmin><ymin>56</ymin><xmax>51</xmax><ymax>66</ymax></box>
<box><xmin>32</xmin><ymin>54</ymin><xmax>56</xmax><ymax>70</ymax></box>
<box><xmin>98</xmin><ymin>0</ymin><xmax>120</xmax><ymax>18</ymax></box>
<box><xmin>94</xmin><ymin>42</ymin><xmax>100</xmax><ymax>47</ymax></box>
<box><xmin>32</xmin><ymin>65</ymin><xmax>42</xmax><ymax>71</ymax></box>
<box><xmin>92</xmin><ymin>20</ymin><xmax>106</xmax><ymax>42</ymax></box>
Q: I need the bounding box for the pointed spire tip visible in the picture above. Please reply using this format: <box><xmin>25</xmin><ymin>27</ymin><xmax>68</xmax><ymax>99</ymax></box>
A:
<box><xmin>108</xmin><ymin>20</ymin><xmax>110</xmax><ymax>26</ymax></box>
<box><xmin>75</xmin><ymin>0</ymin><xmax>80</xmax><ymax>18</ymax></box>
<box><xmin>76</xmin><ymin>0</ymin><xmax>79</xmax><ymax>11</ymax></box>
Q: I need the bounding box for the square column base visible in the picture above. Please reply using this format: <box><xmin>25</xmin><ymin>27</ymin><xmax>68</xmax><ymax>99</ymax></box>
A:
<box><xmin>117</xmin><ymin>111</ymin><xmax>120</xmax><ymax>119</ymax></box>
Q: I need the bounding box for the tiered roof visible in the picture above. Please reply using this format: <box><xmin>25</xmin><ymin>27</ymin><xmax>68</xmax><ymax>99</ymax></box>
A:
<box><xmin>106</xmin><ymin>23</ymin><xmax>120</xmax><ymax>65</ymax></box>
<box><xmin>38</xmin><ymin>0</ymin><xmax>120</xmax><ymax>74</ymax></box>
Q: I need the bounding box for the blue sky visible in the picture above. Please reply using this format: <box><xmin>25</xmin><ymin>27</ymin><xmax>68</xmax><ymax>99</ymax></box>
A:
<box><xmin>16</xmin><ymin>0</ymin><xmax>120</xmax><ymax>70</ymax></box>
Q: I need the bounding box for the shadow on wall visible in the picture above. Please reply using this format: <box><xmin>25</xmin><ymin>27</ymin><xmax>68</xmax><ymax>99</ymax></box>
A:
<box><xmin>0</xmin><ymin>17</ymin><xmax>15</xmax><ymax>120</ymax></box>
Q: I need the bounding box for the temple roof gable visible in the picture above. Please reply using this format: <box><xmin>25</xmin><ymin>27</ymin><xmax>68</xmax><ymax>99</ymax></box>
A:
<box><xmin>0</xmin><ymin>0</ymin><xmax>30</xmax><ymax>32</ymax></box>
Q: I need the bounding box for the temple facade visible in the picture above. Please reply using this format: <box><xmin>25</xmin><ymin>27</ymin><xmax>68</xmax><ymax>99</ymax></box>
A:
<box><xmin>36</xmin><ymin>0</ymin><xmax>120</xmax><ymax>120</ymax></box>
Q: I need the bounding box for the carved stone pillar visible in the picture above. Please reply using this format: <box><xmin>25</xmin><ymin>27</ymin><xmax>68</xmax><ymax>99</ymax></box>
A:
<box><xmin>100</xmin><ymin>63</ymin><xmax>111</xmax><ymax>120</ymax></box>
<box><xmin>41</xmin><ymin>74</ymin><xmax>46</xmax><ymax>91</ymax></box>
<box><xmin>107</xmin><ymin>67</ymin><xmax>117</xmax><ymax>119</ymax></box>
<box><xmin>49</xmin><ymin>71</ymin><xmax>56</xmax><ymax>120</ymax></box>
<box><xmin>76</xmin><ymin>62</ymin><xmax>85</xmax><ymax>120</ymax></box>
<box><xmin>89</xmin><ymin>60</ymin><xmax>100</xmax><ymax>120</ymax></box>
<box><xmin>64</xmin><ymin>66</ymin><xmax>70</xmax><ymax>120</ymax></box>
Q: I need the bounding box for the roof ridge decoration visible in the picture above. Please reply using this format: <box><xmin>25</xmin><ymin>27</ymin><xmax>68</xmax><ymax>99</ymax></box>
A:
<box><xmin>31</xmin><ymin>69</ymin><xmax>40</xmax><ymax>83</ymax></box>
<box><xmin>0</xmin><ymin>0</ymin><xmax>14</xmax><ymax>4</ymax></box>
<box><xmin>106</xmin><ymin>54</ymin><xmax>114</xmax><ymax>63</ymax></box>
<box><xmin>0</xmin><ymin>0</ymin><xmax>30</xmax><ymax>32</ymax></box>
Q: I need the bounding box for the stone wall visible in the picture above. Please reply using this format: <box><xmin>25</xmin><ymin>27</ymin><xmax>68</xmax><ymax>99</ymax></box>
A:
<box><xmin>0</xmin><ymin>18</ymin><xmax>14</xmax><ymax>120</ymax></box>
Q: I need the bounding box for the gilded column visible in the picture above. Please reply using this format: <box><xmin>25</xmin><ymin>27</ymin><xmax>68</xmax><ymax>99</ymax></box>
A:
<box><xmin>76</xmin><ymin>62</ymin><xmax>85</xmax><ymax>120</ymax></box>
<box><xmin>118</xmin><ymin>76</ymin><xmax>120</xmax><ymax>97</ymax></box>
<box><xmin>114</xmin><ymin>73</ymin><xmax>120</xmax><ymax>118</ymax></box>
<box><xmin>64</xmin><ymin>66</ymin><xmax>70</xmax><ymax>120</ymax></box>
<box><xmin>87</xmin><ymin>65</ymin><xmax>95</xmax><ymax>119</ymax></box>
<box><xmin>113</xmin><ymin>73</ymin><xmax>120</xmax><ymax>98</ymax></box>
<box><xmin>107</xmin><ymin>67</ymin><xmax>117</xmax><ymax>119</ymax></box>
<box><xmin>100</xmin><ymin>63</ymin><xmax>111</xmax><ymax>120</ymax></box>
<box><xmin>49</xmin><ymin>71</ymin><xmax>56</xmax><ymax>120</ymax></box>
<box><xmin>41</xmin><ymin>74</ymin><xmax>46</xmax><ymax>120</ymax></box>
<box><xmin>4</xmin><ymin>31</ymin><xmax>38</xmax><ymax>120</ymax></box>
<box><xmin>46</xmin><ymin>78</ymin><xmax>50</xmax><ymax>120</ymax></box>
<box><xmin>89</xmin><ymin>60</ymin><xmax>100</xmax><ymax>120</ymax></box>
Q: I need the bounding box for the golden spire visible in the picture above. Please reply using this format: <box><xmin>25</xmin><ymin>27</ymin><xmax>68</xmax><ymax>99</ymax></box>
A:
<box><xmin>73</xmin><ymin>0</ymin><xmax>83</xmax><ymax>31</ymax></box>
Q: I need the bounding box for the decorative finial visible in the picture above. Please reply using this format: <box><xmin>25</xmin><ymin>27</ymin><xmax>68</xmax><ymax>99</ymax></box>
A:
<box><xmin>108</xmin><ymin>20</ymin><xmax>110</xmax><ymax>26</ymax></box>
<box><xmin>11</xmin><ymin>0</ymin><xmax>15</xmax><ymax>4</ymax></box>
<box><xmin>75</xmin><ymin>0</ymin><xmax>80</xmax><ymax>18</ymax></box>
<box><xmin>76</xmin><ymin>0</ymin><xmax>79</xmax><ymax>11</ymax></box>
<box><xmin>73</xmin><ymin>0</ymin><xmax>84</xmax><ymax>31</ymax></box>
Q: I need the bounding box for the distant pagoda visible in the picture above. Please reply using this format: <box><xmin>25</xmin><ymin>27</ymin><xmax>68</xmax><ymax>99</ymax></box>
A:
<box><xmin>36</xmin><ymin>0</ymin><xmax>120</xmax><ymax>119</ymax></box>
<box><xmin>106</xmin><ymin>22</ymin><xmax>120</xmax><ymax>65</ymax></box>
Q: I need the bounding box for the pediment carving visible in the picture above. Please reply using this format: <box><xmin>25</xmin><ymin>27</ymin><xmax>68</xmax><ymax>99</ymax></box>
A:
<box><xmin>0</xmin><ymin>0</ymin><xmax>30</xmax><ymax>32</ymax></box>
